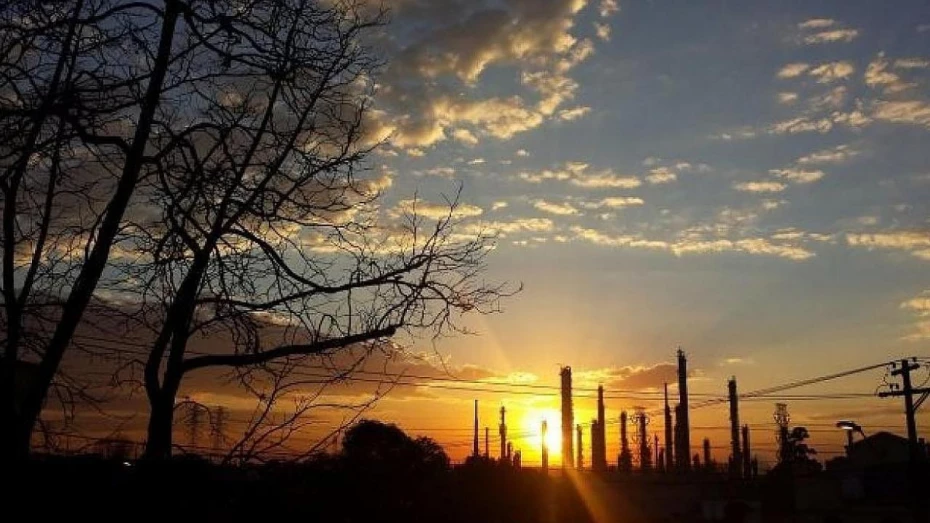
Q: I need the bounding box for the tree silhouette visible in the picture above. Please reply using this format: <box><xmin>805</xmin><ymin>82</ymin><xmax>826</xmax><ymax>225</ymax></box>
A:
<box><xmin>342</xmin><ymin>419</ymin><xmax>449</xmax><ymax>472</ymax></box>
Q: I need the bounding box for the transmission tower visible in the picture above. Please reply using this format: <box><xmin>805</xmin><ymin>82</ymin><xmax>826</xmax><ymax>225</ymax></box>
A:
<box><xmin>211</xmin><ymin>406</ymin><xmax>227</xmax><ymax>453</ymax></box>
<box><xmin>631</xmin><ymin>407</ymin><xmax>651</xmax><ymax>471</ymax></box>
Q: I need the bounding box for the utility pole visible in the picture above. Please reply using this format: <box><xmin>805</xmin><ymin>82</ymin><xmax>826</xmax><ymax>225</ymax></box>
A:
<box><xmin>879</xmin><ymin>358</ymin><xmax>929</xmax><ymax>461</ymax></box>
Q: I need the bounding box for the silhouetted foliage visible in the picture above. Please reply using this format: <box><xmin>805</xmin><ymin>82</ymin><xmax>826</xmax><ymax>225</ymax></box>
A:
<box><xmin>342</xmin><ymin>419</ymin><xmax>450</xmax><ymax>473</ymax></box>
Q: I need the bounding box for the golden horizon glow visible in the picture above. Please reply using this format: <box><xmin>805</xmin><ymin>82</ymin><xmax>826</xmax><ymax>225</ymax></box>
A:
<box><xmin>521</xmin><ymin>407</ymin><xmax>562</xmax><ymax>463</ymax></box>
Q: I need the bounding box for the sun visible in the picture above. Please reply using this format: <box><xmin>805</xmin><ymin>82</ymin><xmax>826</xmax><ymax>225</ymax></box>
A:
<box><xmin>521</xmin><ymin>407</ymin><xmax>562</xmax><ymax>462</ymax></box>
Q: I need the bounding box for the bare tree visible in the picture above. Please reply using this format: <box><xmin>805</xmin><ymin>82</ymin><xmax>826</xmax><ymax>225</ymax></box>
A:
<box><xmin>77</xmin><ymin>0</ymin><xmax>513</xmax><ymax>459</ymax></box>
<box><xmin>0</xmin><ymin>0</ymin><xmax>190</xmax><ymax>459</ymax></box>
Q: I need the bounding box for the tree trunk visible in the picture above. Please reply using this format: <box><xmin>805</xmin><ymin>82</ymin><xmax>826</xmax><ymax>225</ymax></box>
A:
<box><xmin>145</xmin><ymin>394</ymin><xmax>176</xmax><ymax>460</ymax></box>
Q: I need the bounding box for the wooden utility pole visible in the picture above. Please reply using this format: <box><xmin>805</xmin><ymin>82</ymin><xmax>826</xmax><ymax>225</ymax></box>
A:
<box><xmin>878</xmin><ymin>358</ymin><xmax>929</xmax><ymax>461</ymax></box>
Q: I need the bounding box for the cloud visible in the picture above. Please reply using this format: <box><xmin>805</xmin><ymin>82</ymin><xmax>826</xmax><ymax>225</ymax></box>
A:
<box><xmin>796</xmin><ymin>144</ymin><xmax>859</xmax><ymax>164</ymax></box>
<box><xmin>491</xmin><ymin>201</ymin><xmax>508</xmax><ymax>211</ymax></box>
<box><xmin>391</xmin><ymin>199</ymin><xmax>483</xmax><ymax>220</ymax></box>
<box><xmin>733</xmin><ymin>181</ymin><xmax>787</xmax><ymax>193</ymax></box>
<box><xmin>467</xmin><ymin>158</ymin><xmax>485</xmax><ymax>165</ymax></box>
<box><xmin>865</xmin><ymin>54</ymin><xmax>915</xmax><ymax>94</ymax></box>
<box><xmin>643</xmin><ymin>167</ymin><xmax>676</xmax><ymax>185</ymax></box>
<box><xmin>901</xmin><ymin>291</ymin><xmax>930</xmax><ymax>340</ymax></box>
<box><xmin>453</xmin><ymin>128</ymin><xmax>479</xmax><ymax>146</ymax></box>
<box><xmin>778</xmin><ymin>92</ymin><xmax>799</xmax><ymax>104</ymax></box>
<box><xmin>798</xmin><ymin>19</ymin><xmax>836</xmax><ymax>30</ymax></box>
<box><xmin>519</xmin><ymin>162</ymin><xmax>642</xmax><ymax>189</ymax></box>
<box><xmin>777</xmin><ymin>62</ymin><xmax>810</xmax><ymax>78</ymax></box>
<box><xmin>468</xmin><ymin>217</ymin><xmax>555</xmax><ymax>236</ymax></box>
<box><xmin>516</xmin><ymin>149</ymin><xmax>530</xmax><ymax>157</ymax></box>
<box><xmin>872</xmin><ymin>100</ymin><xmax>930</xmax><ymax>128</ymax></box>
<box><xmin>594</xmin><ymin>22</ymin><xmax>611</xmax><ymax>41</ymax></box>
<box><xmin>808</xmin><ymin>61</ymin><xmax>855</xmax><ymax>83</ymax></box>
<box><xmin>599</xmin><ymin>0</ymin><xmax>619</xmax><ymax>18</ymax></box>
<box><xmin>572</xmin><ymin>171</ymin><xmax>641</xmax><ymax>189</ymax></box>
<box><xmin>577</xmin><ymin>363</ymin><xmax>683</xmax><ymax>390</ymax></box>
<box><xmin>894</xmin><ymin>58</ymin><xmax>930</xmax><ymax>69</ymax></box>
<box><xmin>769</xmin><ymin>168</ymin><xmax>825</xmax><ymax>184</ymax></box>
<box><xmin>558</xmin><ymin>106</ymin><xmax>591</xmax><ymax>121</ymax></box>
<box><xmin>846</xmin><ymin>231</ymin><xmax>930</xmax><ymax>260</ymax></box>
<box><xmin>534</xmin><ymin>199</ymin><xmax>580</xmax><ymax>215</ymax></box>
<box><xmin>581</xmin><ymin>196</ymin><xmax>644</xmax><ymax>209</ymax></box>
<box><xmin>570</xmin><ymin>227</ymin><xmax>815</xmax><ymax>261</ymax></box>
<box><xmin>420</xmin><ymin>167</ymin><xmax>456</xmax><ymax>177</ymax></box>
<box><xmin>373</xmin><ymin>0</ymin><xmax>597</xmax><ymax>151</ymax></box>
<box><xmin>804</xmin><ymin>29</ymin><xmax>859</xmax><ymax>44</ymax></box>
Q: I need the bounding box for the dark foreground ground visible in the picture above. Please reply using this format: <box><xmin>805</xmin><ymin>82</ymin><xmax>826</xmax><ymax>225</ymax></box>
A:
<box><xmin>6</xmin><ymin>456</ymin><xmax>927</xmax><ymax>522</ymax></box>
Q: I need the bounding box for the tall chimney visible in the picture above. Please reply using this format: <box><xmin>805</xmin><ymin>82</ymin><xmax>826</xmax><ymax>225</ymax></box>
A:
<box><xmin>577</xmin><ymin>424</ymin><xmax>584</xmax><ymax>470</ymax></box>
<box><xmin>595</xmin><ymin>385</ymin><xmax>606</xmax><ymax>471</ymax></box>
<box><xmin>473</xmin><ymin>400</ymin><xmax>480</xmax><ymax>457</ymax></box>
<box><xmin>664</xmin><ymin>382</ymin><xmax>674</xmax><ymax>471</ymax></box>
<box><xmin>703</xmin><ymin>437</ymin><xmax>711</xmax><ymax>471</ymax></box>
<box><xmin>637</xmin><ymin>409</ymin><xmax>650</xmax><ymax>471</ymax></box>
<box><xmin>560</xmin><ymin>367</ymin><xmax>574</xmax><ymax>468</ymax></box>
<box><xmin>727</xmin><ymin>377</ymin><xmax>742</xmax><ymax>477</ymax></box>
<box><xmin>541</xmin><ymin>420</ymin><xmax>549</xmax><ymax>473</ymax></box>
<box><xmin>499</xmin><ymin>406</ymin><xmax>507</xmax><ymax>461</ymax></box>
<box><xmin>741</xmin><ymin>424</ymin><xmax>751</xmax><ymax>479</ymax></box>
<box><xmin>619</xmin><ymin>411</ymin><xmax>631</xmax><ymax>472</ymax></box>
<box><xmin>677</xmin><ymin>348</ymin><xmax>691</xmax><ymax>472</ymax></box>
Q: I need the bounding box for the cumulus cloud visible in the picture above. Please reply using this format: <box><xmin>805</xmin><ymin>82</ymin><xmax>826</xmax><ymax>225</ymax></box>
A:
<box><xmin>808</xmin><ymin>61</ymin><xmax>855</xmax><ymax>83</ymax></box>
<box><xmin>558</xmin><ymin>106</ymin><xmax>591</xmax><ymax>121</ymax></box>
<box><xmin>778</xmin><ymin>92</ymin><xmax>799</xmax><ymax>104</ymax></box>
<box><xmin>516</xmin><ymin>149</ymin><xmax>530</xmax><ymax>157</ymax></box>
<box><xmin>901</xmin><ymin>291</ymin><xmax>930</xmax><ymax>340</ymax></box>
<box><xmin>798</xmin><ymin>19</ymin><xmax>836</xmax><ymax>30</ymax></box>
<box><xmin>769</xmin><ymin>168</ymin><xmax>825</xmax><ymax>184</ymax></box>
<box><xmin>804</xmin><ymin>29</ymin><xmax>859</xmax><ymax>44</ymax></box>
<box><xmin>599</xmin><ymin>0</ymin><xmax>619</xmax><ymax>18</ymax></box>
<box><xmin>865</xmin><ymin>54</ymin><xmax>916</xmax><ymax>94</ymax></box>
<box><xmin>453</xmin><ymin>128</ymin><xmax>479</xmax><ymax>146</ymax></box>
<box><xmin>491</xmin><ymin>201</ymin><xmax>508</xmax><ymax>211</ymax></box>
<box><xmin>872</xmin><ymin>100</ymin><xmax>930</xmax><ymax>128</ymax></box>
<box><xmin>534</xmin><ymin>199</ymin><xmax>580</xmax><ymax>215</ymax></box>
<box><xmin>391</xmin><ymin>199</ymin><xmax>483</xmax><ymax>220</ymax></box>
<box><xmin>373</xmin><ymin>0</ymin><xmax>598</xmax><ymax>152</ymax></box>
<box><xmin>467</xmin><ymin>217</ymin><xmax>555</xmax><ymax>236</ymax></box>
<box><xmin>894</xmin><ymin>58</ymin><xmax>930</xmax><ymax>69</ymax></box>
<box><xmin>519</xmin><ymin>162</ymin><xmax>642</xmax><ymax>189</ymax></box>
<box><xmin>733</xmin><ymin>181</ymin><xmax>787</xmax><ymax>193</ymax></box>
<box><xmin>777</xmin><ymin>63</ymin><xmax>810</xmax><ymax>78</ymax></box>
<box><xmin>570</xmin><ymin>226</ymin><xmax>815</xmax><ymax>261</ymax></box>
<box><xmin>581</xmin><ymin>196</ymin><xmax>644</xmax><ymax>209</ymax></box>
<box><xmin>846</xmin><ymin>231</ymin><xmax>930</xmax><ymax>260</ymax></box>
<box><xmin>796</xmin><ymin>144</ymin><xmax>859</xmax><ymax>164</ymax></box>
<box><xmin>594</xmin><ymin>22</ymin><xmax>611</xmax><ymax>41</ymax></box>
<box><xmin>645</xmin><ymin>167</ymin><xmax>677</xmax><ymax>185</ymax></box>
<box><xmin>577</xmin><ymin>363</ymin><xmax>684</xmax><ymax>390</ymax></box>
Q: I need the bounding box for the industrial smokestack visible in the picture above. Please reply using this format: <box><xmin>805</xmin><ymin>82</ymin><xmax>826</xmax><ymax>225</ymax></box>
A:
<box><xmin>727</xmin><ymin>377</ymin><xmax>742</xmax><ymax>478</ymax></box>
<box><xmin>499</xmin><ymin>406</ymin><xmax>507</xmax><ymax>462</ymax></box>
<box><xmin>541</xmin><ymin>420</ymin><xmax>549</xmax><ymax>473</ymax></box>
<box><xmin>473</xmin><ymin>399</ymin><xmax>480</xmax><ymax>457</ymax></box>
<box><xmin>595</xmin><ymin>385</ymin><xmax>607</xmax><ymax>471</ymax></box>
<box><xmin>703</xmin><ymin>437</ymin><xmax>711</xmax><ymax>471</ymax></box>
<box><xmin>741</xmin><ymin>424</ymin><xmax>751</xmax><ymax>479</ymax></box>
<box><xmin>577</xmin><ymin>424</ymin><xmax>584</xmax><ymax>470</ymax></box>
<box><xmin>618</xmin><ymin>411</ymin><xmax>632</xmax><ymax>472</ymax></box>
<box><xmin>636</xmin><ymin>409</ymin><xmax>650</xmax><ymax>471</ymax></box>
<box><xmin>560</xmin><ymin>367</ymin><xmax>574</xmax><ymax>468</ymax></box>
<box><xmin>664</xmin><ymin>383</ymin><xmax>673</xmax><ymax>472</ymax></box>
<box><xmin>677</xmin><ymin>348</ymin><xmax>691</xmax><ymax>472</ymax></box>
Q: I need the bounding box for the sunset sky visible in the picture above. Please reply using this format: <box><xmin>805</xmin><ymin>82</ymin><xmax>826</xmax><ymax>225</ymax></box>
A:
<box><xmin>61</xmin><ymin>0</ymin><xmax>930</xmax><ymax>466</ymax></box>
<box><xmin>314</xmin><ymin>0</ymin><xmax>930</xmax><ymax>465</ymax></box>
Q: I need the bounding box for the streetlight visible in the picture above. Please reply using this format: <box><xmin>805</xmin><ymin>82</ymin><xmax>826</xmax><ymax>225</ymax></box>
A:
<box><xmin>836</xmin><ymin>420</ymin><xmax>865</xmax><ymax>456</ymax></box>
